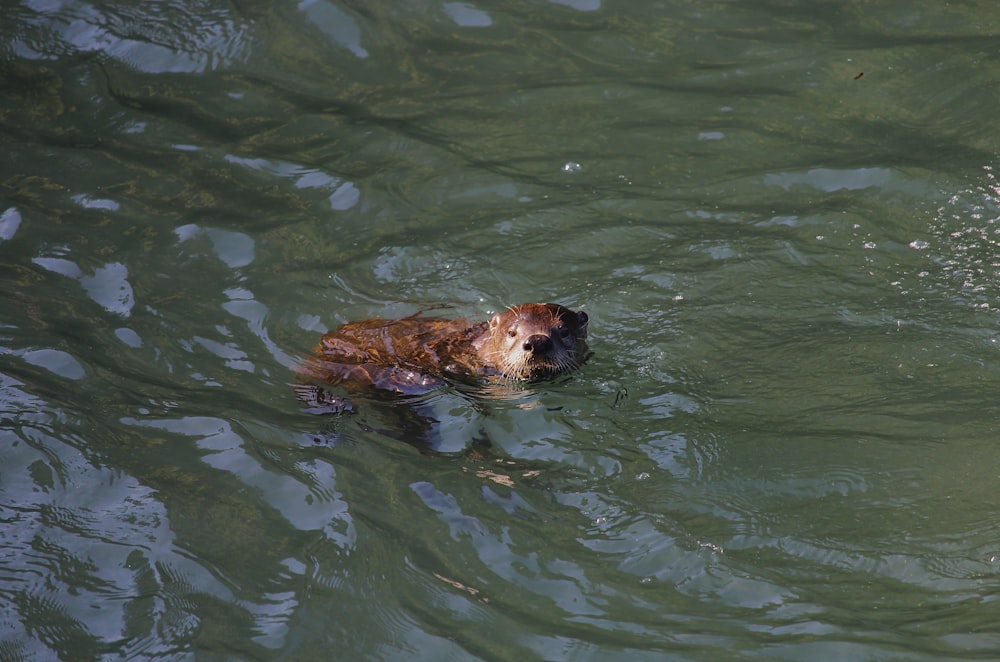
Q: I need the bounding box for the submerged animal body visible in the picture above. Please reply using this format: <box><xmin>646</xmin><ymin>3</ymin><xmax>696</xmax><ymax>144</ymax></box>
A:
<box><xmin>296</xmin><ymin>303</ymin><xmax>589</xmax><ymax>399</ymax></box>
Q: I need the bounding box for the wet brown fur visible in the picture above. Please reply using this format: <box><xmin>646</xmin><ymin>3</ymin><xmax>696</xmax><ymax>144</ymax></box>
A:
<box><xmin>297</xmin><ymin>303</ymin><xmax>589</xmax><ymax>396</ymax></box>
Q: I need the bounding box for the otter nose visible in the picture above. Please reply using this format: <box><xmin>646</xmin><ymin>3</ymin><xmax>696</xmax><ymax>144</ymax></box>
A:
<box><xmin>522</xmin><ymin>334</ymin><xmax>553</xmax><ymax>355</ymax></box>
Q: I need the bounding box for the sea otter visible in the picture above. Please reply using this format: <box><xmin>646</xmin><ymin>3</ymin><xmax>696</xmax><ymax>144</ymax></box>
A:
<box><xmin>295</xmin><ymin>303</ymin><xmax>589</xmax><ymax>407</ymax></box>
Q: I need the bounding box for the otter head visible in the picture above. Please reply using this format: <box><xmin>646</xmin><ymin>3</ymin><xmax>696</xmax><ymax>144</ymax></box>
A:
<box><xmin>480</xmin><ymin>303</ymin><xmax>589</xmax><ymax>380</ymax></box>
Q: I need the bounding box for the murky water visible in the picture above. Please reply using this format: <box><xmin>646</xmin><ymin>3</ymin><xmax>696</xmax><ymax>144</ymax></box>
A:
<box><xmin>3</xmin><ymin>1</ymin><xmax>1000</xmax><ymax>659</ymax></box>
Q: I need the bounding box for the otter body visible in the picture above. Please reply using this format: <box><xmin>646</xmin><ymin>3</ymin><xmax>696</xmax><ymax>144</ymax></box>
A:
<box><xmin>297</xmin><ymin>303</ymin><xmax>589</xmax><ymax>398</ymax></box>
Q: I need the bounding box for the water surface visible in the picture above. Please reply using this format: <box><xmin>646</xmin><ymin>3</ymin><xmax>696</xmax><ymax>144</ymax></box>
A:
<box><xmin>3</xmin><ymin>1</ymin><xmax>1000</xmax><ymax>659</ymax></box>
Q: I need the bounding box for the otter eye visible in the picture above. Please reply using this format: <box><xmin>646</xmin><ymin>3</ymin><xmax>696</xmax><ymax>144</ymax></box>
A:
<box><xmin>557</xmin><ymin>326</ymin><xmax>570</xmax><ymax>338</ymax></box>
<box><xmin>507</xmin><ymin>329</ymin><xmax>517</xmax><ymax>338</ymax></box>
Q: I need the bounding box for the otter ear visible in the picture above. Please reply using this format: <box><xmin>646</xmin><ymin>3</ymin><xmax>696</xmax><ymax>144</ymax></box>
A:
<box><xmin>576</xmin><ymin>311</ymin><xmax>589</xmax><ymax>335</ymax></box>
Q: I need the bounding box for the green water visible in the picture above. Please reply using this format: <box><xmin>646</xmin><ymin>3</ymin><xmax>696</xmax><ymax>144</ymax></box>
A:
<box><xmin>3</xmin><ymin>1</ymin><xmax>1000</xmax><ymax>659</ymax></box>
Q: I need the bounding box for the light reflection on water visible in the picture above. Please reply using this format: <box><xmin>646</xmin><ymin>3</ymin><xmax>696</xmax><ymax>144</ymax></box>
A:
<box><xmin>4</xmin><ymin>0</ymin><xmax>1000</xmax><ymax>659</ymax></box>
<box><xmin>10</xmin><ymin>1</ymin><xmax>254</xmax><ymax>73</ymax></box>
